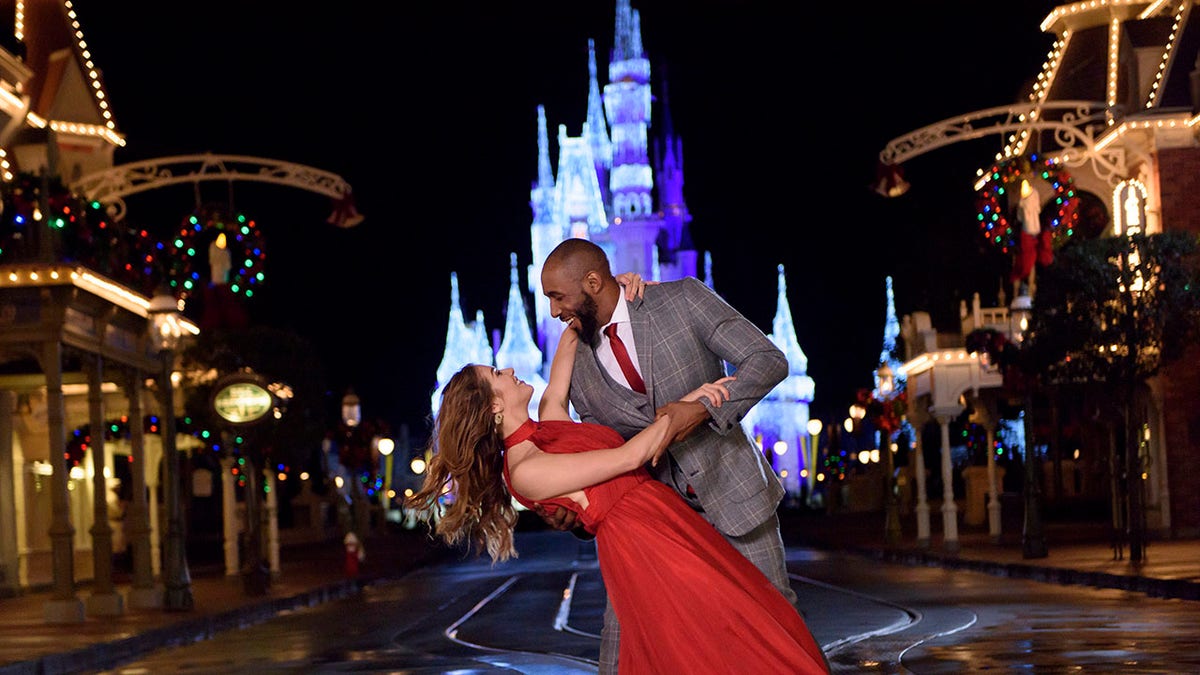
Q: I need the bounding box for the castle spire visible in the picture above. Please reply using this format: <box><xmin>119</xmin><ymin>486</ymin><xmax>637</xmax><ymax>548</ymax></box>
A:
<box><xmin>495</xmin><ymin>253</ymin><xmax>549</xmax><ymax>416</ymax></box>
<box><xmin>604</xmin><ymin>0</ymin><xmax>656</xmax><ymax>275</ymax></box>
<box><xmin>654</xmin><ymin>73</ymin><xmax>696</xmax><ymax>278</ymax></box>
<box><xmin>771</xmin><ymin>264</ymin><xmax>810</xmax><ymax>377</ymax></box>
<box><xmin>431</xmin><ymin>272</ymin><xmax>480</xmax><ymax>417</ymax></box>
<box><xmin>881</xmin><ymin>275</ymin><xmax>900</xmax><ymax>364</ymax></box>
<box><xmin>612</xmin><ymin>0</ymin><xmax>644</xmax><ymax>62</ymax></box>
<box><xmin>877</xmin><ymin>275</ymin><xmax>906</xmax><ymax>391</ymax></box>
<box><xmin>740</xmin><ymin>264</ymin><xmax>815</xmax><ymax>501</ymax></box>
<box><xmin>531</xmin><ymin>105</ymin><xmax>557</xmax><ymax>226</ymax></box>
<box><xmin>585</xmin><ymin>39</ymin><xmax>612</xmax><ymax>178</ymax></box>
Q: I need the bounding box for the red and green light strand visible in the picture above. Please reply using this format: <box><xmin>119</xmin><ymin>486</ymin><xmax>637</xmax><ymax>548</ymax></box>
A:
<box><xmin>1</xmin><ymin>173</ymin><xmax>267</xmax><ymax>302</ymax></box>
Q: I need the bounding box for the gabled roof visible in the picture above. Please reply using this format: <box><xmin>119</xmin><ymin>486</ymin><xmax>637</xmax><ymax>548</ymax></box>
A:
<box><xmin>1000</xmin><ymin>0</ymin><xmax>1200</xmax><ymax>162</ymax></box>
<box><xmin>0</xmin><ymin>0</ymin><xmax>122</xmax><ymax>144</ymax></box>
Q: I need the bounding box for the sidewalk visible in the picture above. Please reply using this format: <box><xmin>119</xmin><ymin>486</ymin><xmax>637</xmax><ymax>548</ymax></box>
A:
<box><xmin>1</xmin><ymin>513</ymin><xmax>1197</xmax><ymax>674</ymax></box>
<box><xmin>784</xmin><ymin>510</ymin><xmax>1200</xmax><ymax>602</ymax></box>
<box><xmin>0</xmin><ymin>529</ymin><xmax>453</xmax><ymax>675</ymax></box>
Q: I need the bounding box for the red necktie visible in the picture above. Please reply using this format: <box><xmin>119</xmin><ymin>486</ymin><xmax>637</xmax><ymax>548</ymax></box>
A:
<box><xmin>605</xmin><ymin>323</ymin><xmax>646</xmax><ymax>394</ymax></box>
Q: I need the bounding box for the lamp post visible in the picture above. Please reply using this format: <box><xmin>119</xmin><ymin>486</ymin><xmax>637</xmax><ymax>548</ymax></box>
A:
<box><xmin>341</xmin><ymin>389</ymin><xmax>369</xmax><ymax>536</ymax></box>
<box><xmin>1005</xmin><ymin>296</ymin><xmax>1047</xmax><ymax>559</ymax></box>
<box><xmin>377</xmin><ymin>436</ymin><xmax>394</xmax><ymax>517</ymax></box>
<box><xmin>875</xmin><ymin>365</ymin><xmax>903</xmax><ymax>545</ymax></box>
<box><xmin>341</xmin><ymin>389</ymin><xmax>361</xmax><ymax>429</ymax></box>
<box><xmin>804</xmin><ymin>418</ymin><xmax>822</xmax><ymax>508</ymax></box>
<box><xmin>148</xmin><ymin>291</ymin><xmax>193</xmax><ymax>611</ymax></box>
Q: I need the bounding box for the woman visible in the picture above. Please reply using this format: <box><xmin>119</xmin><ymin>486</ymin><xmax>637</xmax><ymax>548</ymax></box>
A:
<box><xmin>409</xmin><ymin>278</ymin><xmax>828</xmax><ymax>673</ymax></box>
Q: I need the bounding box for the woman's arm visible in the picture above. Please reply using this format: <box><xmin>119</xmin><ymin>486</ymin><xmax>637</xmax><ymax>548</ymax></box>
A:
<box><xmin>538</xmin><ymin>322</ymin><xmax>578</xmax><ymax>422</ymax></box>
<box><xmin>507</xmin><ymin>415</ymin><xmax>672</xmax><ymax>501</ymax></box>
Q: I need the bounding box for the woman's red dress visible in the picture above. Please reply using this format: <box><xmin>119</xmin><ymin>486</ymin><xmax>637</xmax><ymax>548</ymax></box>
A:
<box><xmin>504</xmin><ymin>418</ymin><xmax>828</xmax><ymax>674</ymax></box>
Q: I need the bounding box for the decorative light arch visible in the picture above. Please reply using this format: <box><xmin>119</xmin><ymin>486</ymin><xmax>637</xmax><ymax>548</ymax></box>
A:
<box><xmin>70</xmin><ymin>154</ymin><xmax>358</xmax><ymax>225</ymax></box>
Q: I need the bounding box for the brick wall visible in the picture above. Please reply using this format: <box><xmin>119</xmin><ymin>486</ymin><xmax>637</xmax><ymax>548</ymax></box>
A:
<box><xmin>1155</xmin><ymin>147</ymin><xmax>1200</xmax><ymax>537</ymax></box>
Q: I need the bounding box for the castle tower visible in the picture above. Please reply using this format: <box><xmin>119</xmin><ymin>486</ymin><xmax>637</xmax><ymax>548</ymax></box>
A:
<box><xmin>529</xmin><ymin>105</ymin><xmax>562</xmax><ymax>354</ymax></box>
<box><xmin>602</xmin><ymin>0</ymin><xmax>658</xmax><ymax>277</ymax></box>
<box><xmin>584</xmin><ymin>39</ymin><xmax>612</xmax><ymax>204</ymax></box>
<box><xmin>876</xmin><ymin>275</ymin><xmax>906</xmax><ymax>392</ymax></box>
<box><xmin>741</xmin><ymin>265</ymin><xmax>814</xmax><ymax>500</ymax></box>
<box><xmin>430</xmin><ymin>273</ymin><xmax>493</xmax><ymax>417</ymax></box>
<box><xmin>653</xmin><ymin>76</ymin><xmax>696</xmax><ymax>280</ymax></box>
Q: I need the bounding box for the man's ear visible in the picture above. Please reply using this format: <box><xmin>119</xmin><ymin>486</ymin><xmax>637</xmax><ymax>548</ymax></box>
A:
<box><xmin>582</xmin><ymin>270</ymin><xmax>604</xmax><ymax>295</ymax></box>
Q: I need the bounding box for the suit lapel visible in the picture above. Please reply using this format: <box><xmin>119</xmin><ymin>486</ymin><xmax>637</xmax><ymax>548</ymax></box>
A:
<box><xmin>578</xmin><ymin>334</ymin><xmax>650</xmax><ymax>416</ymax></box>
<box><xmin>627</xmin><ymin>297</ymin><xmax>652</xmax><ymax>399</ymax></box>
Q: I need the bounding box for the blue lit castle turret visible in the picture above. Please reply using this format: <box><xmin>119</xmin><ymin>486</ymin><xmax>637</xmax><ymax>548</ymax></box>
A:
<box><xmin>495</xmin><ymin>253</ymin><xmax>549</xmax><ymax>418</ymax></box>
<box><xmin>653</xmin><ymin>80</ymin><xmax>696</xmax><ymax>282</ymax></box>
<box><xmin>876</xmin><ymin>275</ymin><xmax>906</xmax><ymax>393</ymax></box>
<box><xmin>741</xmin><ymin>265</ymin><xmax>815</xmax><ymax>499</ymax></box>
<box><xmin>602</xmin><ymin>1</ymin><xmax>659</xmax><ymax>277</ymax></box>
<box><xmin>430</xmin><ymin>273</ymin><xmax>494</xmax><ymax>414</ymax></box>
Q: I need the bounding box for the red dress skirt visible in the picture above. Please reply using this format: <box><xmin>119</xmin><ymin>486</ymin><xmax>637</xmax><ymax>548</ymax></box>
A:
<box><xmin>504</xmin><ymin>418</ymin><xmax>827</xmax><ymax>674</ymax></box>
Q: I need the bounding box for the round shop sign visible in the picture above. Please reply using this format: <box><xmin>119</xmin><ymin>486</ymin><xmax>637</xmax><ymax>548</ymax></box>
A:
<box><xmin>211</xmin><ymin>374</ymin><xmax>273</xmax><ymax>426</ymax></box>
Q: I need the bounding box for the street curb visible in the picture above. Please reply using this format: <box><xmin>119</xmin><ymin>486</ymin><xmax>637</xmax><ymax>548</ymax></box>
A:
<box><xmin>849</xmin><ymin>545</ymin><xmax>1200</xmax><ymax>601</ymax></box>
<box><xmin>0</xmin><ymin>538</ymin><xmax>456</xmax><ymax>675</ymax></box>
<box><xmin>0</xmin><ymin>580</ymin><xmax>362</xmax><ymax>675</ymax></box>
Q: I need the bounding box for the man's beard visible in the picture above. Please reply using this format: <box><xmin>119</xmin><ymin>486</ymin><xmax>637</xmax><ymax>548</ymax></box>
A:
<box><xmin>576</xmin><ymin>293</ymin><xmax>600</xmax><ymax>342</ymax></box>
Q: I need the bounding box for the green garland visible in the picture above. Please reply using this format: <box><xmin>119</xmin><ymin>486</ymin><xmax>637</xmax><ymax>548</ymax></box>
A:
<box><xmin>0</xmin><ymin>173</ymin><xmax>267</xmax><ymax>302</ymax></box>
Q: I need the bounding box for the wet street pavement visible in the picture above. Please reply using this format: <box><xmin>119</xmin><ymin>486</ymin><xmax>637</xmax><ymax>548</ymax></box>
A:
<box><xmin>4</xmin><ymin>508</ymin><xmax>1200</xmax><ymax>674</ymax></box>
<box><xmin>67</xmin><ymin>528</ymin><xmax>1200</xmax><ymax>674</ymax></box>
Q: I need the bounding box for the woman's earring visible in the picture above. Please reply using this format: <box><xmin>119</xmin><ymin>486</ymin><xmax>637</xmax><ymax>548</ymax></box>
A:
<box><xmin>494</xmin><ymin>412</ymin><xmax>503</xmax><ymax>427</ymax></box>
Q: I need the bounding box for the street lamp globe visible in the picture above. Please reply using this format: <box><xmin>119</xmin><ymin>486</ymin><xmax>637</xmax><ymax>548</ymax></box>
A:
<box><xmin>377</xmin><ymin>436</ymin><xmax>396</xmax><ymax>510</ymax></box>
<box><xmin>148</xmin><ymin>292</ymin><xmax>184</xmax><ymax>351</ymax></box>
<box><xmin>806</xmin><ymin>418</ymin><xmax>823</xmax><ymax>438</ymax></box>
<box><xmin>410</xmin><ymin>456</ymin><xmax>427</xmax><ymax>475</ymax></box>
<box><xmin>377</xmin><ymin>437</ymin><xmax>394</xmax><ymax>457</ymax></box>
<box><xmin>877</xmin><ymin>363</ymin><xmax>895</xmax><ymax>397</ymax></box>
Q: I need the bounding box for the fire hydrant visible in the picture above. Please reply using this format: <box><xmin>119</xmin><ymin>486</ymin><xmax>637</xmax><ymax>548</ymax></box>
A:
<box><xmin>343</xmin><ymin>532</ymin><xmax>366</xmax><ymax>578</ymax></box>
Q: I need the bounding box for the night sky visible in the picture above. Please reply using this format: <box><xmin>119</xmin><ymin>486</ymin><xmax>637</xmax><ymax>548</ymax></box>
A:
<box><xmin>77</xmin><ymin>1</ymin><xmax>1057</xmax><ymax>437</ymax></box>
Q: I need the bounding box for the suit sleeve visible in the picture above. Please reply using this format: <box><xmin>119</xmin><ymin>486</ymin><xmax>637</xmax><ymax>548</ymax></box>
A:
<box><xmin>677</xmin><ymin>277</ymin><xmax>787</xmax><ymax>433</ymax></box>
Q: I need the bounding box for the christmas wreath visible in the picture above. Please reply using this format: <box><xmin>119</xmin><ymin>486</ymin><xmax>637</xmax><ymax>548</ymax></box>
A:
<box><xmin>161</xmin><ymin>204</ymin><xmax>267</xmax><ymax>301</ymax></box>
<box><xmin>975</xmin><ymin>154</ymin><xmax>1078</xmax><ymax>255</ymax></box>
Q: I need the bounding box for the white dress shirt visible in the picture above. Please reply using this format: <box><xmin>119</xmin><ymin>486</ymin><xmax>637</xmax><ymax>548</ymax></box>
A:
<box><xmin>597</xmin><ymin>290</ymin><xmax>644</xmax><ymax>391</ymax></box>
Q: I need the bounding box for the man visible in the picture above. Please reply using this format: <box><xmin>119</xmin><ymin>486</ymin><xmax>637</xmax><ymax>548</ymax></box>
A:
<box><xmin>539</xmin><ymin>238</ymin><xmax>821</xmax><ymax>672</ymax></box>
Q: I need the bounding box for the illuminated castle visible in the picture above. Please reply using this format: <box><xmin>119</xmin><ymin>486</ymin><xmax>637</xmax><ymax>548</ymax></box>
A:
<box><xmin>433</xmin><ymin>0</ymin><xmax>816</xmax><ymax>498</ymax></box>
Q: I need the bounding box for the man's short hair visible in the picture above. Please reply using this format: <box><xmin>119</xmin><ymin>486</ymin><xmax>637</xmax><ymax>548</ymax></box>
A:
<box><xmin>546</xmin><ymin>238</ymin><xmax>611</xmax><ymax>279</ymax></box>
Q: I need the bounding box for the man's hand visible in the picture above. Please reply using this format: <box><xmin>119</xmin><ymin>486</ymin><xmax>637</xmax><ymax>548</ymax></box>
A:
<box><xmin>534</xmin><ymin>503</ymin><xmax>581</xmax><ymax>532</ymax></box>
<box><xmin>654</xmin><ymin>399</ymin><xmax>710</xmax><ymax>446</ymax></box>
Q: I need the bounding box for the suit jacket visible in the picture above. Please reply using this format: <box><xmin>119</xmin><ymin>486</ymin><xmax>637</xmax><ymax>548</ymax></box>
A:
<box><xmin>569</xmin><ymin>277</ymin><xmax>788</xmax><ymax>537</ymax></box>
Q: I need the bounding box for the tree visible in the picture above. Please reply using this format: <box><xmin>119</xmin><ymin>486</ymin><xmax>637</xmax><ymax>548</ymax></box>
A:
<box><xmin>179</xmin><ymin>324</ymin><xmax>330</xmax><ymax>592</ymax></box>
<box><xmin>1024</xmin><ymin>231</ymin><xmax>1200</xmax><ymax>562</ymax></box>
<box><xmin>964</xmin><ymin>326</ymin><xmax>1047</xmax><ymax>558</ymax></box>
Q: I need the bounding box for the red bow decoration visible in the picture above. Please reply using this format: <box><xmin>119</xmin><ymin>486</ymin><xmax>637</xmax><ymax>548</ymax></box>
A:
<box><xmin>327</xmin><ymin>193</ymin><xmax>365</xmax><ymax>228</ymax></box>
